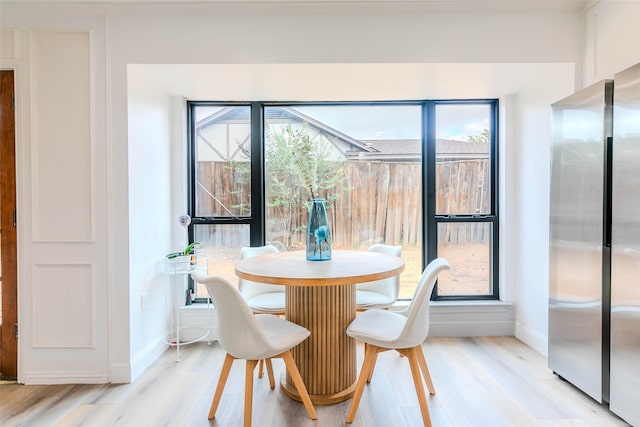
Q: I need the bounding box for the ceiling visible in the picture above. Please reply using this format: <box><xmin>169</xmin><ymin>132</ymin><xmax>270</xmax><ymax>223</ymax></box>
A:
<box><xmin>4</xmin><ymin>0</ymin><xmax>589</xmax><ymax>12</ymax></box>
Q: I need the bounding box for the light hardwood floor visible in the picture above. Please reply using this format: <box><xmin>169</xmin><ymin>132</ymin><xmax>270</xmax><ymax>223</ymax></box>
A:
<box><xmin>0</xmin><ymin>337</ymin><xmax>631</xmax><ymax>427</ymax></box>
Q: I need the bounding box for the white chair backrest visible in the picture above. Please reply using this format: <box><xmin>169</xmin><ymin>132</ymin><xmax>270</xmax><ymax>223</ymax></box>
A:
<box><xmin>356</xmin><ymin>244</ymin><xmax>402</xmax><ymax>296</ymax></box>
<box><xmin>191</xmin><ymin>271</ymin><xmax>273</xmax><ymax>360</ymax></box>
<box><xmin>395</xmin><ymin>258</ymin><xmax>450</xmax><ymax>348</ymax></box>
<box><xmin>238</xmin><ymin>245</ymin><xmax>283</xmax><ymax>299</ymax></box>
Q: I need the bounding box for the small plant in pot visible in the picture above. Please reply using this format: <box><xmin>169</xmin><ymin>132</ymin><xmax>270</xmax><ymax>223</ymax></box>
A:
<box><xmin>166</xmin><ymin>242</ymin><xmax>200</xmax><ymax>260</ymax></box>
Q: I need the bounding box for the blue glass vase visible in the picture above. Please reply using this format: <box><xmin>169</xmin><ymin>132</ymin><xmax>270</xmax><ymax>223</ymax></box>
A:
<box><xmin>306</xmin><ymin>198</ymin><xmax>331</xmax><ymax>261</ymax></box>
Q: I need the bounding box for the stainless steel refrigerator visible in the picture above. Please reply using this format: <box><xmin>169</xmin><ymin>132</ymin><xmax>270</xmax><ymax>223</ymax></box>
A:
<box><xmin>549</xmin><ymin>63</ymin><xmax>640</xmax><ymax>427</ymax></box>
<box><xmin>549</xmin><ymin>78</ymin><xmax>613</xmax><ymax>404</ymax></box>
<box><xmin>609</xmin><ymin>62</ymin><xmax>640</xmax><ymax>427</ymax></box>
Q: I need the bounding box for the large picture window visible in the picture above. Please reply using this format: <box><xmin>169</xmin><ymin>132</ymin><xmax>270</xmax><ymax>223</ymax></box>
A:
<box><xmin>188</xmin><ymin>100</ymin><xmax>498</xmax><ymax>301</ymax></box>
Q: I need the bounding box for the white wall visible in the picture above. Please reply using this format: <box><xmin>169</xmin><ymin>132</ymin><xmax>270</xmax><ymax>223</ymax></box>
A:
<box><xmin>512</xmin><ymin>85</ymin><xmax>572</xmax><ymax>355</ymax></box>
<box><xmin>1</xmin><ymin>15</ymin><xmax>111</xmax><ymax>383</ymax></box>
<box><xmin>3</xmin><ymin>0</ymin><xmax>631</xmax><ymax>383</ymax></box>
<box><xmin>125</xmin><ymin>69</ymin><xmax>177</xmax><ymax>380</ymax></box>
<box><xmin>584</xmin><ymin>0</ymin><xmax>640</xmax><ymax>86</ymax></box>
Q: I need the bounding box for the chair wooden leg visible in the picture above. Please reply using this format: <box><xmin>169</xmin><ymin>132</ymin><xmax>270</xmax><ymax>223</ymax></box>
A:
<box><xmin>416</xmin><ymin>345</ymin><xmax>436</xmax><ymax>395</ymax></box>
<box><xmin>265</xmin><ymin>358</ymin><xmax>275</xmax><ymax>390</ymax></box>
<box><xmin>243</xmin><ymin>359</ymin><xmax>258</xmax><ymax>427</ymax></box>
<box><xmin>366</xmin><ymin>343</ymin><xmax>379</xmax><ymax>384</ymax></box>
<box><xmin>280</xmin><ymin>351</ymin><xmax>317</xmax><ymax>420</ymax></box>
<box><xmin>257</xmin><ymin>359</ymin><xmax>264</xmax><ymax>378</ymax></box>
<box><xmin>403</xmin><ymin>347</ymin><xmax>432</xmax><ymax>427</ymax></box>
<box><xmin>346</xmin><ymin>343</ymin><xmax>380</xmax><ymax>423</ymax></box>
<box><xmin>209</xmin><ymin>353</ymin><xmax>235</xmax><ymax>420</ymax></box>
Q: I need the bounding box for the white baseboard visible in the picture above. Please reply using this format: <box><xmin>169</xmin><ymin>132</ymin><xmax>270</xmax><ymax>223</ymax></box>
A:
<box><xmin>110</xmin><ymin>307</ymin><xmax>216</xmax><ymax>384</ymax></box>
<box><xmin>128</xmin><ymin>335</ymin><xmax>168</xmax><ymax>383</ymax></box>
<box><xmin>36</xmin><ymin>347</ymin><xmax>164</xmax><ymax>385</ymax></box>
<box><xmin>22</xmin><ymin>372</ymin><xmax>108</xmax><ymax>385</ymax></box>
<box><xmin>515</xmin><ymin>321</ymin><xmax>548</xmax><ymax>356</ymax></box>
<box><xmin>110</xmin><ymin>361</ymin><xmax>132</xmax><ymax>384</ymax></box>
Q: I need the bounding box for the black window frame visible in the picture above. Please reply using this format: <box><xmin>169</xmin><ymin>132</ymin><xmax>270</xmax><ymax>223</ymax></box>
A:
<box><xmin>186</xmin><ymin>99</ymin><xmax>499</xmax><ymax>302</ymax></box>
<box><xmin>425</xmin><ymin>99</ymin><xmax>499</xmax><ymax>300</ymax></box>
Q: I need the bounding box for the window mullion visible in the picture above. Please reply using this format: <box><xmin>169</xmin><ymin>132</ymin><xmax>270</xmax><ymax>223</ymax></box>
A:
<box><xmin>250</xmin><ymin>102</ymin><xmax>265</xmax><ymax>246</ymax></box>
<box><xmin>424</xmin><ymin>101</ymin><xmax>437</xmax><ymax>269</ymax></box>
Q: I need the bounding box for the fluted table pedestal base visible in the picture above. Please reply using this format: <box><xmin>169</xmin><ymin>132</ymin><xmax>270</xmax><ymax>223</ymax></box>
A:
<box><xmin>283</xmin><ymin>284</ymin><xmax>356</xmax><ymax>404</ymax></box>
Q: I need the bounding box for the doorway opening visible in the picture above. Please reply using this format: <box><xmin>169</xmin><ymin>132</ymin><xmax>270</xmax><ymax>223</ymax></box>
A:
<box><xmin>1</xmin><ymin>69</ymin><xmax>18</xmax><ymax>380</ymax></box>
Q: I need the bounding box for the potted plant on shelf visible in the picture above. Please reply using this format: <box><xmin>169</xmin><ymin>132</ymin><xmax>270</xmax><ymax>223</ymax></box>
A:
<box><xmin>166</xmin><ymin>242</ymin><xmax>200</xmax><ymax>260</ymax></box>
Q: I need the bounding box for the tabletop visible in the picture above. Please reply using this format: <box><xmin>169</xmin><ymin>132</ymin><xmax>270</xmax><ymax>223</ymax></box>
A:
<box><xmin>234</xmin><ymin>249</ymin><xmax>405</xmax><ymax>287</ymax></box>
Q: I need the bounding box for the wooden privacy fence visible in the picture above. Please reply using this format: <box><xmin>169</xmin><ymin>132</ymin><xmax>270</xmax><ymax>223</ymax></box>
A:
<box><xmin>197</xmin><ymin>159</ymin><xmax>490</xmax><ymax>248</ymax></box>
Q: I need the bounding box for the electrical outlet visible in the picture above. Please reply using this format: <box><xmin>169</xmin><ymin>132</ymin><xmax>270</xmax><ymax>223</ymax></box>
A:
<box><xmin>141</xmin><ymin>293</ymin><xmax>149</xmax><ymax>310</ymax></box>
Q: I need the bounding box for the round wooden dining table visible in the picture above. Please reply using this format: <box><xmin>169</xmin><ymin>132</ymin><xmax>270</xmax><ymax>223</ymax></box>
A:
<box><xmin>234</xmin><ymin>249</ymin><xmax>405</xmax><ymax>404</ymax></box>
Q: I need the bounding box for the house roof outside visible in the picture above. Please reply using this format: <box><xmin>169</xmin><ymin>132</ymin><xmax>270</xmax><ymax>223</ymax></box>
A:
<box><xmin>196</xmin><ymin>106</ymin><xmax>489</xmax><ymax>162</ymax></box>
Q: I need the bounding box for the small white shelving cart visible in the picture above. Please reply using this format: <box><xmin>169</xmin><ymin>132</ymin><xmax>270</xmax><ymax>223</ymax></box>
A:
<box><xmin>160</xmin><ymin>254</ymin><xmax>210</xmax><ymax>362</ymax></box>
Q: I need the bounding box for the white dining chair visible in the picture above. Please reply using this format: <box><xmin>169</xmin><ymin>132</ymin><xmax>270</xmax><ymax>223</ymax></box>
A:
<box><xmin>191</xmin><ymin>271</ymin><xmax>317</xmax><ymax>427</ymax></box>
<box><xmin>345</xmin><ymin>258</ymin><xmax>450</xmax><ymax>427</ymax></box>
<box><xmin>355</xmin><ymin>244</ymin><xmax>402</xmax><ymax>311</ymax></box>
<box><xmin>239</xmin><ymin>244</ymin><xmax>287</xmax><ymax>378</ymax></box>
<box><xmin>239</xmin><ymin>245</ymin><xmax>286</xmax><ymax>315</ymax></box>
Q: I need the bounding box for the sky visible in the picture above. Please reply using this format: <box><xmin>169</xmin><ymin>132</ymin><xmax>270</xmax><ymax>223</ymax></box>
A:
<box><xmin>295</xmin><ymin>104</ymin><xmax>491</xmax><ymax>141</ymax></box>
<box><xmin>435</xmin><ymin>104</ymin><xmax>491</xmax><ymax>141</ymax></box>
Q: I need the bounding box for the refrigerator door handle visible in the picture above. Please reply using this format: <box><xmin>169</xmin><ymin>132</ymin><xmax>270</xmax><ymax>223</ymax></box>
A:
<box><xmin>604</xmin><ymin>136</ymin><xmax>613</xmax><ymax>249</ymax></box>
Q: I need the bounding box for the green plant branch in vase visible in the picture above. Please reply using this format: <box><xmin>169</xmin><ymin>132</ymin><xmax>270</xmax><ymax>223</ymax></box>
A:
<box><xmin>289</xmin><ymin>129</ymin><xmax>319</xmax><ymax>199</ymax></box>
<box><xmin>267</xmin><ymin>124</ymin><xmax>340</xmax><ymax>261</ymax></box>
